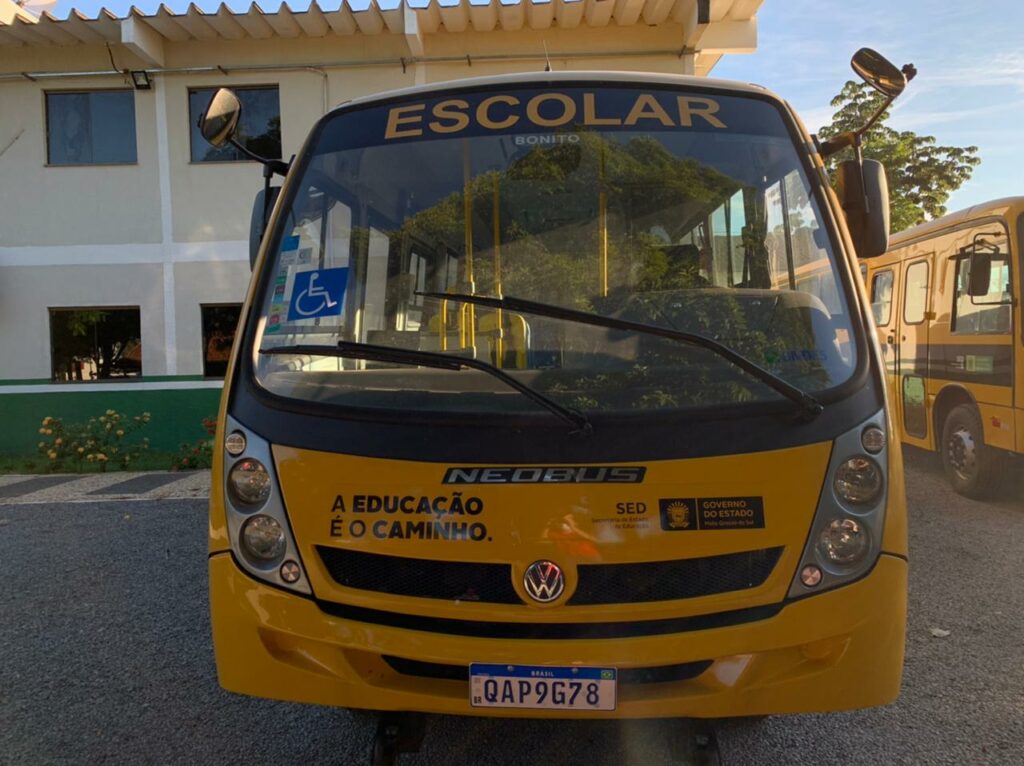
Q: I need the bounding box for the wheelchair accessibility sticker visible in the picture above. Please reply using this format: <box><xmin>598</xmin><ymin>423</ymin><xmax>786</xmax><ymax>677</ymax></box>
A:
<box><xmin>288</xmin><ymin>268</ymin><xmax>349</xmax><ymax>321</ymax></box>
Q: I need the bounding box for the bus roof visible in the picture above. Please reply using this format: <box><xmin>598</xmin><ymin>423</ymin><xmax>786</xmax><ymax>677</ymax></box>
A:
<box><xmin>330</xmin><ymin>70</ymin><xmax>779</xmax><ymax>115</ymax></box>
<box><xmin>889</xmin><ymin>196</ymin><xmax>1024</xmax><ymax>248</ymax></box>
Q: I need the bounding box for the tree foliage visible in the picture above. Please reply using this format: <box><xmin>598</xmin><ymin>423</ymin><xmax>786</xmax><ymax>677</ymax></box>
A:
<box><xmin>817</xmin><ymin>81</ymin><xmax>980</xmax><ymax>232</ymax></box>
<box><xmin>382</xmin><ymin>133</ymin><xmax>829</xmax><ymax>409</ymax></box>
<box><xmin>50</xmin><ymin>310</ymin><xmax>141</xmax><ymax>380</ymax></box>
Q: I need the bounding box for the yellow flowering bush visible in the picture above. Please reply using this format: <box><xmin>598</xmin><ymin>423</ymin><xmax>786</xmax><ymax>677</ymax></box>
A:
<box><xmin>36</xmin><ymin>410</ymin><xmax>151</xmax><ymax>472</ymax></box>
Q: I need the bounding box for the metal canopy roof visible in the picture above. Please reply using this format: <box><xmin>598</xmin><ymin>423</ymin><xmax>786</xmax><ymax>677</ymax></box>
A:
<box><xmin>0</xmin><ymin>1</ymin><xmax>763</xmax><ymax>47</ymax></box>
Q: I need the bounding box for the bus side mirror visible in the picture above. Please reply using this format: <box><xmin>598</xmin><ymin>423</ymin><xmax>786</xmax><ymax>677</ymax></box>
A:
<box><xmin>967</xmin><ymin>252</ymin><xmax>993</xmax><ymax>296</ymax></box>
<box><xmin>249</xmin><ymin>187</ymin><xmax>281</xmax><ymax>269</ymax></box>
<box><xmin>851</xmin><ymin>48</ymin><xmax>907</xmax><ymax>98</ymax></box>
<box><xmin>836</xmin><ymin>158</ymin><xmax>890</xmax><ymax>259</ymax></box>
<box><xmin>200</xmin><ymin>88</ymin><xmax>241</xmax><ymax>148</ymax></box>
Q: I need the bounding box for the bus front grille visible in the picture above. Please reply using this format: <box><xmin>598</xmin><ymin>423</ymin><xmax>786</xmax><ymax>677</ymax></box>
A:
<box><xmin>381</xmin><ymin>655</ymin><xmax>714</xmax><ymax>684</ymax></box>
<box><xmin>569</xmin><ymin>546</ymin><xmax>784</xmax><ymax>605</ymax></box>
<box><xmin>316</xmin><ymin>546</ymin><xmax>783</xmax><ymax>606</ymax></box>
<box><xmin>317</xmin><ymin>546</ymin><xmax>520</xmax><ymax>604</ymax></box>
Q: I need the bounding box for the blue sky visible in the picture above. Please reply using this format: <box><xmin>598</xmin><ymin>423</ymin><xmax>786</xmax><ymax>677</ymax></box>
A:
<box><xmin>48</xmin><ymin>0</ymin><xmax>1024</xmax><ymax>212</ymax></box>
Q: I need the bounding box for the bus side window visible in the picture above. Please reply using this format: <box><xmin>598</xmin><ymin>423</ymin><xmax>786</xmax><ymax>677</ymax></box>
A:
<box><xmin>953</xmin><ymin>256</ymin><xmax>1012</xmax><ymax>334</ymax></box>
<box><xmin>870</xmin><ymin>270</ymin><xmax>894</xmax><ymax>326</ymax></box>
<box><xmin>903</xmin><ymin>262</ymin><xmax>929</xmax><ymax>324</ymax></box>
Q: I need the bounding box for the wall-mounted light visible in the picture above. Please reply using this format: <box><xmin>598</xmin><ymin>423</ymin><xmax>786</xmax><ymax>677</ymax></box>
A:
<box><xmin>130</xmin><ymin>70</ymin><xmax>151</xmax><ymax>90</ymax></box>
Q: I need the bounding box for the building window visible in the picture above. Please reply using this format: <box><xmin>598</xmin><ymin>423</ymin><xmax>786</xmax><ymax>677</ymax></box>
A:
<box><xmin>189</xmin><ymin>86</ymin><xmax>281</xmax><ymax>162</ymax></box>
<box><xmin>201</xmin><ymin>304</ymin><xmax>242</xmax><ymax>377</ymax></box>
<box><xmin>45</xmin><ymin>90</ymin><xmax>137</xmax><ymax>166</ymax></box>
<box><xmin>49</xmin><ymin>308</ymin><xmax>142</xmax><ymax>381</ymax></box>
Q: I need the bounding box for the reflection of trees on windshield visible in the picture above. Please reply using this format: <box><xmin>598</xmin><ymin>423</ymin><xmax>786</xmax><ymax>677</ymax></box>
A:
<box><xmin>370</xmin><ymin>132</ymin><xmax>828</xmax><ymax>410</ymax></box>
<box><xmin>397</xmin><ymin>132</ymin><xmax>741</xmax><ymax>310</ymax></box>
<box><xmin>273</xmin><ymin>129</ymin><xmax>836</xmax><ymax>413</ymax></box>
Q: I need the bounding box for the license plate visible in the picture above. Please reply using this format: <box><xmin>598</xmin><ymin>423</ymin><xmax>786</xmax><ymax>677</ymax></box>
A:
<box><xmin>469</xmin><ymin>664</ymin><xmax>617</xmax><ymax>711</ymax></box>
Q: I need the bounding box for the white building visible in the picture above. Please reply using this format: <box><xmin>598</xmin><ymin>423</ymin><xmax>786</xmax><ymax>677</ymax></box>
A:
<box><xmin>0</xmin><ymin>0</ymin><xmax>762</xmax><ymax>452</ymax></box>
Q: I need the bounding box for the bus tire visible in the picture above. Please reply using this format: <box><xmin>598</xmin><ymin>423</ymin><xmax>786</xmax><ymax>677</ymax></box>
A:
<box><xmin>940</xmin><ymin>404</ymin><xmax>1006</xmax><ymax>499</ymax></box>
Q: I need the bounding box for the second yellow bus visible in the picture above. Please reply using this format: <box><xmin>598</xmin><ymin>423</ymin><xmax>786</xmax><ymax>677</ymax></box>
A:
<box><xmin>867</xmin><ymin>196</ymin><xmax>1023</xmax><ymax>497</ymax></box>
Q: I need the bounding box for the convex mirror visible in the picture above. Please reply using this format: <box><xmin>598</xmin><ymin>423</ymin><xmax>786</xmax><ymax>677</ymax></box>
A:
<box><xmin>200</xmin><ymin>88</ymin><xmax>241</xmax><ymax>148</ymax></box>
<box><xmin>836</xmin><ymin>158</ymin><xmax>890</xmax><ymax>258</ymax></box>
<box><xmin>852</xmin><ymin>48</ymin><xmax>906</xmax><ymax>98</ymax></box>
<box><xmin>967</xmin><ymin>252</ymin><xmax>994</xmax><ymax>297</ymax></box>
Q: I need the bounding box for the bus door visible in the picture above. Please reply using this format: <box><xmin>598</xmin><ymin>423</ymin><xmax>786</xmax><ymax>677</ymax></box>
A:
<box><xmin>951</xmin><ymin>227</ymin><xmax>1016</xmax><ymax>452</ymax></box>
<box><xmin>869</xmin><ymin>265</ymin><xmax>897</xmax><ymax>404</ymax></box>
<box><xmin>897</xmin><ymin>258</ymin><xmax>933</xmax><ymax>447</ymax></box>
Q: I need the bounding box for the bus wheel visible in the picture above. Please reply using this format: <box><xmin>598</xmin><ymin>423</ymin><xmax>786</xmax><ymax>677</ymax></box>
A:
<box><xmin>941</xmin><ymin>404</ymin><xmax>1005</xmax><ymax>499</ymax></box>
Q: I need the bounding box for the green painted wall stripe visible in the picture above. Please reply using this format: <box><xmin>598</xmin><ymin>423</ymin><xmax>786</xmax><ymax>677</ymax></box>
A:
<box><xmin>1</xmin><ymin>388</ymin><xmax>223</xmax><ymax>454</ymax></box>
<box><xmin>0</xmin><ymin>375</ymin><xmax>214</xmax><ymax>386</ymax></box>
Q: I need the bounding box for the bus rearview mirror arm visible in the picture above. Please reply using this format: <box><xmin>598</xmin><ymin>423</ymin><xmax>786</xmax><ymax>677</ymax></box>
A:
<box><xmin>199</xmin><ymin>88</ymin><xmax>290</xmax><ymax>266</ymax></box>
<box><xmin>817</xmin><ymin>60</ymin><xmax>917</xmax><ymax>160</ymax></box>
<box><xmin>816</xmin><ymin>50</ymin><xmax>915</xmax><ymax>259</ymax></box>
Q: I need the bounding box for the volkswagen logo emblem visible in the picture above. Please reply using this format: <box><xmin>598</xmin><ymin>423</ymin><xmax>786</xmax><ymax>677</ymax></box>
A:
<box><xmin>523</xmin><ymin>560</ymin><xmax>565</xmax><ymax>603</ymax></box>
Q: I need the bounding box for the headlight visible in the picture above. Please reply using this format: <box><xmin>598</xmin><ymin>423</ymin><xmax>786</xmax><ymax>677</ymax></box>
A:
<box><xmin>788</xmin><ymin>413</ymin><xmax>888</xmax><ymax>598</ymax></box>
<box><xmin>241</xmin><ymin>515</ymin><xmax>286</xmax><ymax>561</ymax></box>
<box><xmin>834</xmin><ymin>456</ymin><xmax>883</xmax><ymax>505</ymax></box>
<box><xmin>228</xmin><ymin>458</ymin><xmax>272</xmax><ymax>508</ymax></box>
<box><xmin>817</xmin><ymin>517</ymin><xmax>869</xmax><ymax>564</ymax></box>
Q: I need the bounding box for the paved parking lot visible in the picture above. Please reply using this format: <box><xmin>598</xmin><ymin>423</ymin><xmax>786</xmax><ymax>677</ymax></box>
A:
<box><xmin>1</xmin><ymin>451</ymin><xmax>1021</xmax><ymax>765</ymax></box>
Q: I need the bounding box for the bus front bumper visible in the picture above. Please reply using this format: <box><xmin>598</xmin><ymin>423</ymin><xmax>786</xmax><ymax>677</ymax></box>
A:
<box><xmin>208</xmin><ymin>552</ymin><xmax>906</xmax><ymax>718</ymax></box>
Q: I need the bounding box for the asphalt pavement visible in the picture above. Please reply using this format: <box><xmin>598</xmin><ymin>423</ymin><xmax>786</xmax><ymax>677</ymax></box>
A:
<box><xmin>1</xmin><ymin>451</ymin><xmax>1021</xmax><ymax>766</ymax></box>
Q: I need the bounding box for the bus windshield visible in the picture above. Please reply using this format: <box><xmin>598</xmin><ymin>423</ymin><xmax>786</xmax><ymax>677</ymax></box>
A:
<box><xmin>253</xmin><ymin>86</ymin><xmax>857</xmax><ymax>419</ymax></box>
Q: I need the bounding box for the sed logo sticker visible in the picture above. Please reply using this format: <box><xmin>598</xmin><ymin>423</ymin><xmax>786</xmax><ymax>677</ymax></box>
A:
<box><xmin>659</xmin><ymin>498</ymin><xmax>697</xmax><ymax>531</ymax></box>
<box><xmin>660</xmin><ymin>497</ymin><xmax>765</xmax><ymax>531</ymax></box>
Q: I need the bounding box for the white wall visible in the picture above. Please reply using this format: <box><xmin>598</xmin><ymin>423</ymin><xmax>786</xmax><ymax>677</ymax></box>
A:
<box><xmin>0</xmin><ymin>30</ymin><xmax>696</xmax><ymax>382</ymax></box>
<box><xmin>0</xmin><ymin>263</ymin><xmax>166</xmax><ymax>379</ymax></box>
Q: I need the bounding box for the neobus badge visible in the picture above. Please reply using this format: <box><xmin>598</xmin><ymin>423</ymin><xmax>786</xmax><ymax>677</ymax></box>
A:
<box><xmin>443</xmin><ymin>466</ymin><xmax>646</xmax><ymax>484</ymax></box>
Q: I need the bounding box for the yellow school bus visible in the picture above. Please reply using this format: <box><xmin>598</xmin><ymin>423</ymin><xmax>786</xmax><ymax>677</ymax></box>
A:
<box><xmin>867</xmin><ymin>197</ymin><xmax>1023</xmax><ymax>497</ymax></box>
<box><xmin>203</xmin><ymin>57</ymin><xmax>910</xmax><ymax>760</ymax></box>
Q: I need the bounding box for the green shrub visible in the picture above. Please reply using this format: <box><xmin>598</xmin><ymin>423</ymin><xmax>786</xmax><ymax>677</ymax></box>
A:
<box><xmin>36</xmin><ymin>410</ymin><xmax>151</xmax><ymax>472</ymax></box>
<box><xmin>170</xmin><ymin>416</ymin><xmax>216</xmax><ymax>471</ymax></box>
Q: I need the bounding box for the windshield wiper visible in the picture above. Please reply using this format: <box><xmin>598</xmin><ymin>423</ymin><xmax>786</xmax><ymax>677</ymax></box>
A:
<box><xmin>259</xmin><ymin>341</ymin><xmax>592</xmax><ymax>435</ymax></box>
<box><xmin>418</xmin><ymin>292</ymin><xmax>824</xmax><ymax>420</ymax></box>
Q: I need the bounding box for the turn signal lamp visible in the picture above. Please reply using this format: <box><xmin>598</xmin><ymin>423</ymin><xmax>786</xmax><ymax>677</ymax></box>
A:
<box><xmin>225</xmin><ymin>431</ymin><xmax>247</xmax><ymax>456</ymax></box>
<box><xmin>861</xmin><ymin>426</ymin><xmax>885</xmax><ymax>454</ymax></box>
<box><xmin>800</xmin><ymin>565</ymin><xmax>823</xmax><ymax>587</ymax></box>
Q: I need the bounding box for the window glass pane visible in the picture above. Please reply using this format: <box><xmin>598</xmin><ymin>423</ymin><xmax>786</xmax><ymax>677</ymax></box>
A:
<box><xmin>49</xmin><ymin>308</ymin><xmax>142</xmax><ymax>381</ymax></box>
<box><xmin>189</xmin><ymin>86</ymin><xmax>281</xmax><ymax>162</ymax></box>
<box><xmin>871</xmin><ymin>270</ymin><xmax>893</xmax><ymax>325</ymax></box>
<box><xmin>903</xmin><ymin>262</ymin><xmax>929</xmax><ymax>324</ymax></box>
<box><xmin>954</xmin><ymin>256</ymin><xmax>1012</xmax><ymax>334</ymax></box>
<box><xmin>255</xmin><ymin>88</ymin><xmax>860</xmax><ymax>416</ymax></box>
<box><xmin>201</xmin><ymin>305</ymin><xmax>242</xmax><ymax>377</ymax></box>
<box><xmin>46</xmin><ymin>91</ymin><xmax>136</xmax><ymax>165</ymax></box>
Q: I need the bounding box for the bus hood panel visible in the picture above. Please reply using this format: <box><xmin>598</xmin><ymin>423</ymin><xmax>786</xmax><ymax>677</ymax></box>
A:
<box><xmin>273</xmin><ymin>441</ymin><xmax>832</xmax><ymax>621</ymax></box>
